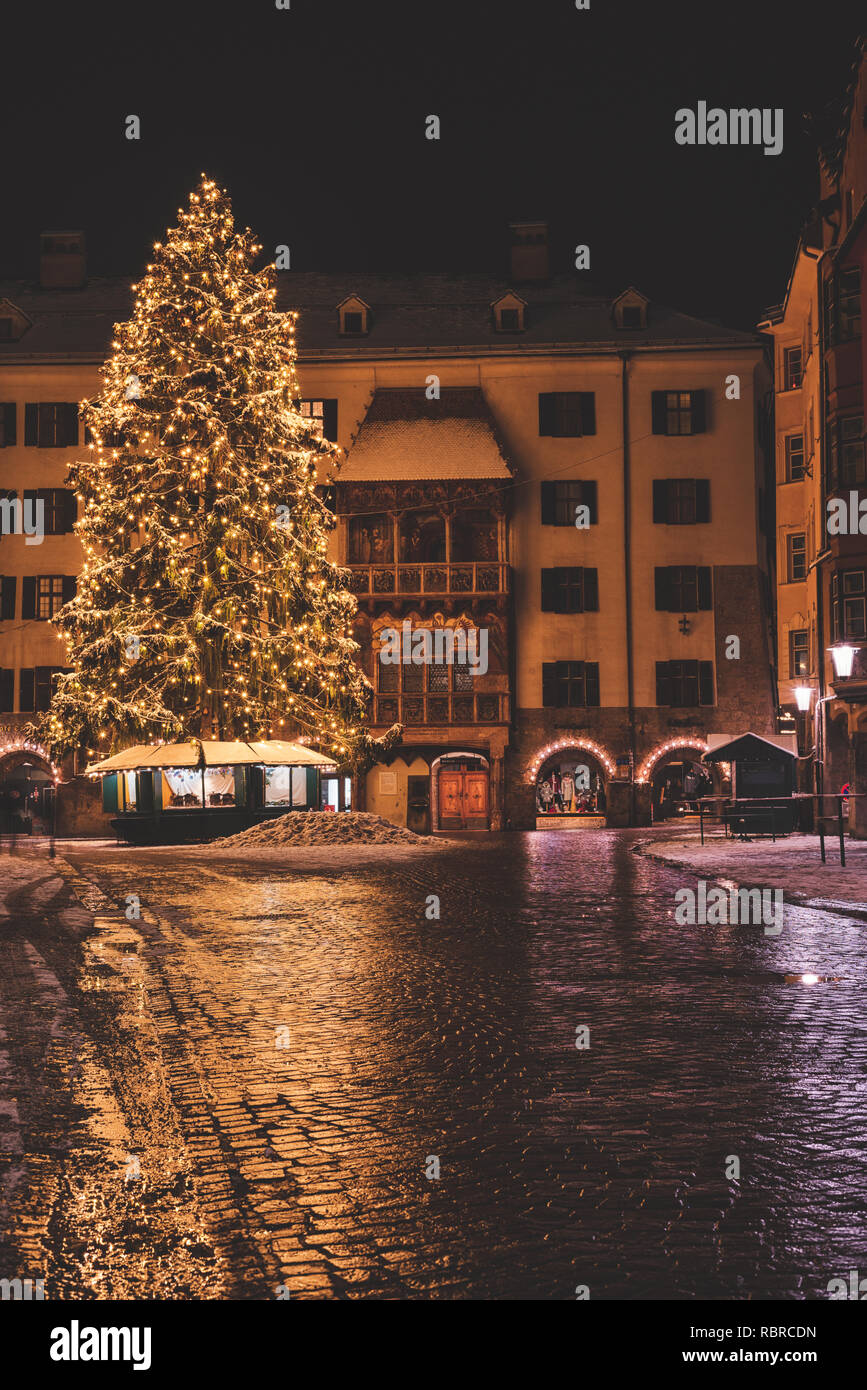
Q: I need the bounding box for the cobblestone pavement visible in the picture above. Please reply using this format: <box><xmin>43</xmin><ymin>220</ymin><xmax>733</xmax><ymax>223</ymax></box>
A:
<box><xmin>641</xmin><ymin>831</ymin><xmax>867</xmax><ymax>916</ymax></box>
<box><xmin>2</xmin><ymin>829</ymin><xmax>867</xmax><ymax>1300</ymax></box>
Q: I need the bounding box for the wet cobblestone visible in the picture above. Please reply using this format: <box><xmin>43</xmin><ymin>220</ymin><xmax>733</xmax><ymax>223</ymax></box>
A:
<box><xmin>2</xmin><ymin>829</ymin><xmax>867</xmax><ymax>1299</ymax></box>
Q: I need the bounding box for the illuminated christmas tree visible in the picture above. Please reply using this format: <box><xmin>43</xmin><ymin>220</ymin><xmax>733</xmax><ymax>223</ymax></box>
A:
<box><xmin>43</xmin><ymin>175</ymin><xmax>373</xmax><ymax>762</ymax></box>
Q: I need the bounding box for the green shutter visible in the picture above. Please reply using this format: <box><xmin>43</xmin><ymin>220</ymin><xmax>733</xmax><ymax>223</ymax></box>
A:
<box><xmin>697</xmin><ymin>567</ymin><xmax>712</xmax><ymax>610</ymax></box>
<box><xmin>651</xmin><ymin>392</ymin><xmax>667</xmax><ymax>434</ymax></box>
<box><xmin>541</xmin><ymin>569</ymin><xmax>557</xmax><ymax>611</ymax></box>
<box><xmin>655</xmin><ymin>662</ymin><xmax>671</xmax><ymax>706</ymax></box>
<box><xmin>695</xmin><ymin>479</ymin><xmax>711</xmax><ymax>523</ymax></box>
<box><xmin>654</xmin><ymin>567</ymin><xmax>671</xmax><ymax>611</ymax></box>
<box><xmin>102</xmin><ymin>774</ymin><xmax>119</xmax><ymax>814</ymax></box>
<box><xmin>540</xmin><ymin>481</ymin><xmax>556</xmax><ymax>524</ymax></box>
<box><xmin>583</xmin><ymin>567</ymin><xmax>599</xmax><ymax>611</ymax></box>
<box><xmin>538</xmin><ymin>394</ymin><xmax>556</xmax><ymax>436</ymax></box>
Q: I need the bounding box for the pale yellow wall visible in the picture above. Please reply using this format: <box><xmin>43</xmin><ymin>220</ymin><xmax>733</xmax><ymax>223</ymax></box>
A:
<box><xmin>301</xmin><ymin>346</ymin><xmax>767</xmax><ymax>712</ymax></box>
<box><xmin>364</xmin><ymin>753</ymin><xmax>429</xmax><ymax>824</ymax></box>
<box><xmin>0</xmin><ymin>364</ymin><xmax>97</xmax><ymax>697</ymax></box>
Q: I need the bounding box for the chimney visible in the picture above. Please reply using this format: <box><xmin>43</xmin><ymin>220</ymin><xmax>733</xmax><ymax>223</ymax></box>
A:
<box><xmin>508</xmin><ymin>221</ymin><xmax>549</xmax><ymax>281</ymax></box>
<box><xmin>39</xmin><ymin>231</ymin><xmax>86</xmax><ymax>289</ymax></box>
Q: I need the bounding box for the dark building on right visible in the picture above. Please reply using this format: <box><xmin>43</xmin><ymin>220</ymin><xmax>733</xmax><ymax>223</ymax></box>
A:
<box><xmin>760</xmin><ymin>35</ymin><xmax>867</xmax><ymax>836</ymax></box>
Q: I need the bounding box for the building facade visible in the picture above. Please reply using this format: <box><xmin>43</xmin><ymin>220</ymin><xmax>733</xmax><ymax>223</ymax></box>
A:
<box><xmin>0</xmin><ymin>223</ymin><xmax>777</xmax><ymax>833</ymax></box>
<box><xmin>762</xmin><ymin>37</ymin><xmax>867</xmax><ymax>836</ymax></box>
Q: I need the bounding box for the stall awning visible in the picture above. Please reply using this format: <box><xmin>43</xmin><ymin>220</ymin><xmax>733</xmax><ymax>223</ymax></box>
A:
<box><xmin>86</xmin><ymin>739</ymin><xmax>338</xmax><ymax>775</ymax></box>
<box><xmin>703</xmin><ymin>732</ymin><xmax>798</xmax><ymax>763</ymax></box>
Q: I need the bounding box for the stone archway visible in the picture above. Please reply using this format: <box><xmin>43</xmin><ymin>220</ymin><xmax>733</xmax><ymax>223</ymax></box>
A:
<box><xmin>637</xmin><ymin>739</ymin><xmax>720</xmax><ymax>824</ymax></box>
<box><xmin>0</xmin><ymin>741</ymin><xmax>57</xmax><ymax>834</ymax></box>
<box><xmin>527</xmin><ymin>738</ymin><xmax>615</xmax><ymax>828</ymax></box>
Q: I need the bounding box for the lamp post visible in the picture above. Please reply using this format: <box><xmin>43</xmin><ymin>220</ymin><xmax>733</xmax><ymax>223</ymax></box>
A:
<box><xmin>827</xmin><ymin>643</ymin><xmax>863</xmax><ymax>837</ymax></box>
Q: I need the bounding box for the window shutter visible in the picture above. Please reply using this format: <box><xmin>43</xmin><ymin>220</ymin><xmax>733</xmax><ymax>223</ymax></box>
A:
<box><xmin>580</xmin><ymin>392</ymin><xmax>596</xmax><ymax>435</ymax></box>
<box><xmin>690</xmin><ymin>390</ymin><xmax>706</xmax><ymax>433</ymax></box>
<box><xmin>654</xmin><ymin>567</ymin><xmax>671</xmax><ymax>611</ymax></box>
<box><xmin>652</xmin><ymin>480</ymin><xmax>668</xmax><ymax>523</ymax></box>
<box><xmin>540</xmin><ymin>569</ymin><xmax>557</xmax><ymax>612</ymax></box>
<box><xmin>585</xmin><ymin>662</ymin><xmax>600</xmax><ymax>707</ymax></box>
<box><xmin>19</xmin><ymin>668</ymin><xmax>35</xmax><ymax>712</ymax></box>
<box><xmin>582</xmin><ymin>480</ymin><xmax>598</xmax><ymax>524</ymax></box>
<box><xmin>0</xmin><ymin>668</ymin><xmax>13</xmax><ymax>712</ymax></box>
<box><xmin>699</xmin><ymin>661</ymin><xmax>715</xmax><ymax>705</ymax></box>
<box><xmin>540</xmin><ymin>481</ymin><xmax>556</xmax><ymax>524</ymax></box>
<box><xmin>541</xmin><ymin>662</ymin><xmax>557</xmax><ymax>707</ymax></box>
<box><xmin>695</xmin><ymin>479</ymin><xmax>711</xmax><ymax>523</ymax></box>
<box><xmin>651</xmin><ymin>391</ymin><xmax>667</xmax><ymax>434</ymax></box>
<box><xmin>24</xmin><ymin>404</ymin><xmax>38</xmax><ymax>446</ymax></box>
<box><xmin>37</xmin><ymin>403</ymin><xmax>52</xmax><ymax>447</ymax></box>
<box><xmin>1</xmin><ymin>576</ymin><xmax>16</xmax><ymax>620</ymax></box>
<box><xmin>322</xmin><ymin>400</ymin><xmax>338</xmax><ymax>442</ymax></box>
<box><xmin>62</xmin><ymin>575</ymin><xmax>77</xmax><ymax>604</ymax></box>
<box><xmin>2</xmin><ymin>403</ymin><xmax>16</xmax><ymax>445</ymax></box>
<box><xmin>655</xmin><ymin>661</ymin><xmax>671</xmax><ymax>706</ymax></box>
<box><xmin>63</xmin><ymin>403</ymin><xmax>79</xmax><ymax>446</ymax></box>
<box><xmin>62</xmin><ymin>490</ymin><xmax>78</xmax><ymax>531</ymax></box>
<box><xmin>697</xmin><ymin>566</ymin><xmax>712</xmax><ymax>610</ymax></box>
<box><xmin>102</xmin><ymin>773</ymin><xmax>119</xmax><ymax>815</ymax></box>
<box><xmin>21</xmin><ymin>576</ymin><xmax>37</xmax><ymax>619</ymax></box>
<box><xmin>538</xmin><ymin>393</ymin><xmax>556</xmax><ymax>436</ymax></box>
<box><xmin>583</xmin><ymin>567</ymin><xmax>599</xmax><ymax>611</ymax></box>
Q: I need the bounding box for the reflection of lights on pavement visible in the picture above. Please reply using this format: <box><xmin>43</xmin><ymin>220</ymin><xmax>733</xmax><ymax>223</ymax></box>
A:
<box><xmin>800</xmin><ymin>973</ymin><xmax>820</xmax><ymax>985</ymax></box>
<box><xmin>783</xmin><ymin>970</ymin><xmax>839</xmax><ymax>985</ymax></box>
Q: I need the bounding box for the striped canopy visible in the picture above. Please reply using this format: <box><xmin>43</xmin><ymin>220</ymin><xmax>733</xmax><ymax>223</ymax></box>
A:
<box><xmin>85</xmin><ymin>739</ymin><xmax>338</xmax><ymax>775</ymax></box>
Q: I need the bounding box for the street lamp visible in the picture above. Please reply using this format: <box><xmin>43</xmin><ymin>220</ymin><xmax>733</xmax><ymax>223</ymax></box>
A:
<box><xmin>793</xmin><ymin>685</ymin><xmax>813</xmax><ymax>712</ymax></box>
<box><xmin>829</xmin><ymin>643</ymin><xmax>858</xmax><ymax>680</ymax></box>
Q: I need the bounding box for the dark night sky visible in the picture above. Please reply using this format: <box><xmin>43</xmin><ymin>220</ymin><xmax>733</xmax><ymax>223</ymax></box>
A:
<box><xmin>2</xmin><ymin>0</ymin><xmax>864</xmax><ymax>328</ymax></box>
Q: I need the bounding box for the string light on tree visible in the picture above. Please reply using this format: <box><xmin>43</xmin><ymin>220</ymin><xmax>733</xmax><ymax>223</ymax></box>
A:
<box><xmin>40</xmin><ymin>175</ymin><xmax>379</xmax><ymax>763</ymax></box>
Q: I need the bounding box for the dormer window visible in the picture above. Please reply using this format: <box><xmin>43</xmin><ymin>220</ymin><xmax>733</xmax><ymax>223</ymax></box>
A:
<box><xmin>337</xmin><ymin>296</ymin><xmax>371</xmax><ymax>336</ymax></box>
<box><xmin>492</xmin><ymin>291</ymin><xmax>526</xmax><ymax>333</ymax></box>
<box><xmin>612</xmin><ymin>287</ymin><xmax>649</xmax><ymax>331</ymax></box>
<box><xmin>0</xmin><ymin>299</ymin><xmax>33</xmax><ymax>343</ymax></box>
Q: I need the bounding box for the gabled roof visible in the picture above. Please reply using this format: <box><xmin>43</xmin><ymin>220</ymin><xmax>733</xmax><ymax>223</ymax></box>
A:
<box><xmin>703</xmin><ymin>732</ymin><xmax>798</xmax><ymax>763</ymax></box>
<box><xmin>0</xmin><ymin>270</ymin><xmax>760</xmax><ymax>362</ymax></box>
<box><xmin>338</xmin><ymin>387</ymin><xmax>514</xmax><ymax>481</ymax></box>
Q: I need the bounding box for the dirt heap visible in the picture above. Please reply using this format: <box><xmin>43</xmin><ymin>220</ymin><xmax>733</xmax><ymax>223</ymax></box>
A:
<box><xmin>213</xmin><ymin>810</ymin><xmax>423</xmax><ymax>848</ymax></box>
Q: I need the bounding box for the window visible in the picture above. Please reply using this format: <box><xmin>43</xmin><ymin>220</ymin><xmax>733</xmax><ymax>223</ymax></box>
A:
<box><xmin>651</xmin><ymin>390</ymin><xmax>706</xmax><ymax>435</ymax></box>
<box><xmin>295</xmin><ymin>398</ymin><xmax>338</xmax><ymax>441</ymax></box>
<box><xmin>540</xmin><ymin>479</ymin><xmax>598</xmax><ymax>525</ymax></box>
<box><xmin>21</xmin><ymin>489</ymin><xmax>77</xmax><ymax>535</ymax></box>
<box><xmin>783</xmin><ymin>347</ymin><xmax>803</xmax><ymax>391</ymax></box>
<box><xmin>18</xmin><ymin>666</ymin><xmax>68</xmax><ymax>713</ymax></box>
<box><xmin>831</xmin><ymin>570</ymin><xmax>866</xmax><ymax>641</ymax></box>
<box><xmin>498</xmin><ymin>308</ymin><xmax>520</xmax><ymax>332</ymax></box>
<box><xmin>0</xmin><ymin>403</ymin><xmax>16</xmax><ymax>447</ymax></box>
<box><xmin>656</xmin><ymin>660</ymin><xmax>715</xmax><ymax>707</ymax></box>
<box><xmin>654</xmin><ymin>566</ymin><xmax>712</xmax><ymax>612</ymax></box>
<box><xmin>786</xmin><ymin>533</ymin><xmax>806</xmax><ymax>582</ymax></box>
<box><xmin>337</xmin><ymin>297</ymin><xmax>370</xmax><ymax>336</ymax></box>
<box><xmin>652</xmin><ymin>478</ymin><xmax>711</xmax><ymax>524</ymax></box>
<box><xmin>825</xmin><ymin>267</ymin><xmax>862</xmax><ymax>344</ymax></box>
<box><xmin>0</xmin><ymin>319</ymin><xmax>12</xmax><ymax>341</ymax></box>
<box><xmin>785</xmin><ymin>434</ymin><xmax>805</xmax><ymax>481</ymax></box>
<box><xmin>541</xmin><ymin>567</ymin><xmax>599</xmax><ymax>613</ymax></box>
<box><xmin>829</xmin><ymin>415</ymin><xmax>865</xmax><ymax>488</ymax></box>
<box><xmin>542</xmin><ymin>660</ymin><xmax>600</xmax><ymax>708</ymax></box>
<box><xmin>38</xmin><ymin>576</ymin><xmax>64</xmax><ymax>619</ymax></box>
<box><xmin>538</xmin><ymin>392</ymin><xmax>596</xmax><ymax>437</ymax></box>
<box><xmin>789</xmin><ymin>629</ymin><xmax>809</xmax><ymax>678</ymax></box>
<box><xmin>620</xmin><ymin>306</ymin><xmax>643</xmax><ymax>329</ymax></box>
<box><xmin>24</xmin><ymin>403</ymin><xmax>79</xmax><ymax>447</ymax></box>
<box><xmin>21</xmin><ymin>575</ymin><xmax>75</xmax><ymax>620</ymax></box>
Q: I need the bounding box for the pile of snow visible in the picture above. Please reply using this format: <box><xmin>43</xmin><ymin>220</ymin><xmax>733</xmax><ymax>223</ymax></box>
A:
<box><xmin>214</xmin><ymin>810</ymin><xmax>423</xmax><ymax>848</ymax></box>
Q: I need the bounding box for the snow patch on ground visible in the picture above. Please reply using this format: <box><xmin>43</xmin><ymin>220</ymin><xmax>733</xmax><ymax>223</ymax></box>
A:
<box><xmin>212</xmin><ymin>810</ymin><xmax>431</xmax><ymax>848</ymax></box>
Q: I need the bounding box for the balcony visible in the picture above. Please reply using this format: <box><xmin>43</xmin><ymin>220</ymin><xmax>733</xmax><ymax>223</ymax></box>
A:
<box><xmin>373</xmin><ymin>692</ymin><xmax>509</xmax><ymax>726</ymax></box>
<box><xmin>348</xmin><ymin>561</ymin><xmax>510</xmax><ymax>598</ymax></box>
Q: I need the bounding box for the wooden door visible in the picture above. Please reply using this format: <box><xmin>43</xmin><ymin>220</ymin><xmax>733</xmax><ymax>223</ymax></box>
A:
<box><xmin>438</xmin><ymin>768</ymin><xmax>489</xmax><ymax>830</ymax></box>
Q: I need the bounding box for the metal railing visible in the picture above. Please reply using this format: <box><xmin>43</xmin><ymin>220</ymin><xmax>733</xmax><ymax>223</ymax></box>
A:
<box><xmin>697</xmin><ymin>793</ymin><xmax>852</xmax><ymax>864</ymax></box>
